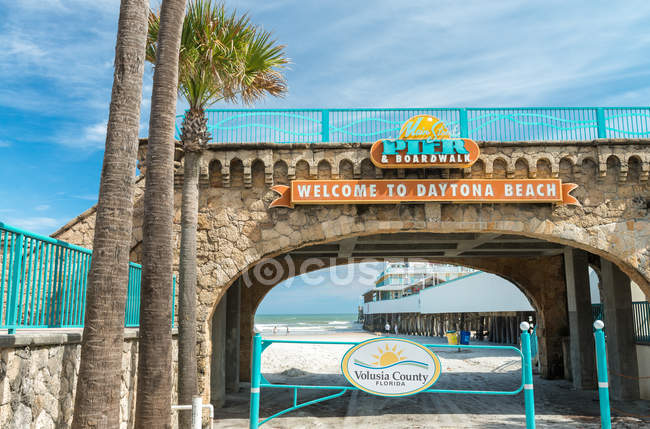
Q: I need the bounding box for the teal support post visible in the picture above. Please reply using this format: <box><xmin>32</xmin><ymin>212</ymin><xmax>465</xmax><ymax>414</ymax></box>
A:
<box><xmin>249</xmin><ymin>333</ymin><xmax>262</xmax><ymax>429</ymax></box>
<box><xmin>7</xmin><ymin>233</ymin><xmax>24</xmax><ymax>334</ymax></box>
<box><xmin>593</xmin><ymin>320</ymin><xmax>611</xmax><ymax>429</ymax></box>
<box><xmin>321</xmin><ymin>110</ymin><xmax>329</xmax><ymax>142</ymax></box>
<box><xmin>459</xmin><ymin>108</ymin><xmax>469</xmax><ymax>138</ymax></box>
<box><xmin>596</xmin><ymin>108</ymin><xmax>606</xmax><ymax>138</ymax></box>
<box><xmin>171</xmin><ymin>275</ymin><xmax>176</xmax><ymax>327</ymax></box>
<box><xmin>520</xmin><ymin>322</ymin><xmax>536</xmax><ymax>429</ymax></box>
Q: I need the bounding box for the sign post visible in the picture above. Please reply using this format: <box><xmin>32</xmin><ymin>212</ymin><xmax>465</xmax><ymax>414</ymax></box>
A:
<box><xmin>249</xmin><ymin>333</ymin><xmax>262</xmax><ymax>429</ymax></box>
<box><xmin>593</xmin><ymin>320</ymin><xmax>611</xmax><ymax>429</ymax></box>
<box><xmin>520</xmin><ymin>322</ymin><xmax>536</xmax><ymax>429</ymax></box>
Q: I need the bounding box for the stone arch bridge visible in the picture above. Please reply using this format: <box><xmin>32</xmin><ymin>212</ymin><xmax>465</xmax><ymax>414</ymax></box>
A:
<box><xmin>54</xmin><ymin>137</ymin><xmax>650</xmax><ymax>408</ymax></box>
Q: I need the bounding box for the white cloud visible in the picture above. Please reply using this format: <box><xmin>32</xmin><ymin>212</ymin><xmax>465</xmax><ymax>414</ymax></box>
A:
<box><xmin>0</xmin><ymin>37</ymin><xmax>45</xmax><ymax>60</ymax></box>
<box><xmin>6</xmin><ymin>217</ymin><xmax>62</xmax><ymax>235</ymax></box>
<box><xmin>73</xmin><ymin>194</ymin><xmax>98</xmax><ymax>202</ymax></box>
<box><xmin>0</xmin><ymin>140</ymin><xmax>10</xmax><ymax>148</ymax></box>
<box><xmin>83</xmin><ymin>122</ymin><xmax>107</xmax><ymax>144</ymax></box>
<box><xmin>35</xmin><ymin>204</ymin><xmax>50</xmax><ymax>211</ymax></box>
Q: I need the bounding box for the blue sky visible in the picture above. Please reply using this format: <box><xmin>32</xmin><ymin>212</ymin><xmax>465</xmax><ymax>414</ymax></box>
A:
<box><xmin>256</xmin><ymin>262</ymin><xmax>385</xmax><ymax>315</ymax></box>
<box><xmin>1</xmin><ymin>1</ymin><xmax>649</xmax><ymax>310</ymax></box>
<box><xmin>2</xmin><ymin>1</ymin><xmax>650</xmax><ymax>234</ymax></box>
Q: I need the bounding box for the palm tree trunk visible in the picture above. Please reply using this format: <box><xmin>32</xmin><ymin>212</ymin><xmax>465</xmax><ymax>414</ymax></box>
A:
<box><xmin>177</xmin><ymin>148</ymin><xmax>200</xmax><ymax>429</ymax></box>
<box><xmin>71</xmin><ymin>1</ymin><xmax>148</xmax><ymax>427</ymax></box>
<box><xmin>135</xmin><ymin>0</ymin><xmax>186</xmax><ymax>427</ymax></box>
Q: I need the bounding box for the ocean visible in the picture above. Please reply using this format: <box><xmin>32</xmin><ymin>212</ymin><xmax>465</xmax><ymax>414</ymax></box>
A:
<box><xmin>254</xmin><ymin>313</ymin><xmax>361</xmax><ymax>335</ymax></box>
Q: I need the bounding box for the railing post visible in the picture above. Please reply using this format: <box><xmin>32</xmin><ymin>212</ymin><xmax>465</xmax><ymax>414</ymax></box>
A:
<box><xmin>459</xmin><ymin>108</ymin><xmax>469</xmax><ymax>138</ymax></box>
<box><xmin>593</xmin><ymin>320</ymin><xmax>611</xmax><ymax>429</ymax></box>
<box><xmin>7</xmin><ymin>233</ymin><xmax>24</xmax><ymax>334</ymax></box>
<box><xmin>520</xmin><ymin>321</ymin><xmax>536</xmax><ymax>429</ymax></box>
<box><xmin>596</xmin><ymin>107</ymin><xmax>606</xmax><ymax>138</ymax></box>
<box><xmin>321</xmin><ymin>109</ymin><xmax>330</xmax><ymax>142</ymax></box>
<box><xmin>191</xmin><ymin>396</ymin><xmax>202</xmax><ymax>429</ymax></box>
<box><xmin>171</xmin><ymin>275</ymin><xmax>176</xmax><ymax>328</ymax></box>
<box><xmin>249</xmin><ymin>333</ymin><xmax>262</xmax><ymax>429</ymax></box>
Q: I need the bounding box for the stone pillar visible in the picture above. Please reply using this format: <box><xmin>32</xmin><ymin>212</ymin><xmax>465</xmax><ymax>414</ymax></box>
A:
<box><xmin>225</xmin><ymin>281</ymin><xmax>241</xmax><ymax>393</ymax></box>
<box><xmin>239</xmin><ymin>285</ymin><xmax>254</xmax><ymax>383</ymax></box>
<box><xmin>600</xmin><ymin>259</ymin><xmax>640</xmax><ymax>400</ymax></box>
<box><xmin>563</xmin><ymin>248</ymin><xmax>596</xmax><ymax>389</ymax></box>
<box><xmin>210</xmin><ymin>295</ymin><xmax>227</xmax><ymax>408</ymax></box>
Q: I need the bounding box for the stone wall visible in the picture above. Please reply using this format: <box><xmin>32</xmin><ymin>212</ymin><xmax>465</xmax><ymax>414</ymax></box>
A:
<box><xmin>0</xmin><ymin>331</ymin><xmax>178</xmax><ymax>429</ymax></box>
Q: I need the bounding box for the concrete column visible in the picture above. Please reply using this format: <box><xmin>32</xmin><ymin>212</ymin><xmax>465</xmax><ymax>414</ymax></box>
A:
<box><xmin>225</xmin><ymin>281</ymin><xmax>241</xmax><ymax>393</ymax></box>
<box><xmin>564</xmin><ymin>248</ymin><xmax>596</xmax><ymax>389</ymax></box>
<box><xmin>210</xmin><ymin>295</ymin><xmax>227</xmax><ymax>408</ymax></box>
<box><xmin>600</xmin><ymin>259</ymin><xmax>640</xmax><ymax>400</ymax></box>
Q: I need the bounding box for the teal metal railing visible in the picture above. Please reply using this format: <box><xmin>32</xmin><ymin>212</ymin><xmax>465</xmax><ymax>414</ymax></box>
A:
<box><xmin>174</xmin><ymin>107</ymin><xmax>650</xmax><ymax>143</ymax></box>
<box><xmin>249</xmin><ymin>326</ymin><xmax>537</xmax><ymax>428</ymax></box>
<box><xmin>0</xmin><ymin>222</ymin><xmax>176</xmax><ymax>333</ymax></box>
<box><xmin>592</xmin><ymin>303</ymin><xmax>604</xmax><ymax>323</ymax></box>
<box><xmin>592</xmin><ymin>301</ymin><xmax>649</xmax><ymax>344</ymax></box>
<box><xmin>632</xmin><ymin>301</ymin><xmax>650</xmax><ymax>343</ymax></box>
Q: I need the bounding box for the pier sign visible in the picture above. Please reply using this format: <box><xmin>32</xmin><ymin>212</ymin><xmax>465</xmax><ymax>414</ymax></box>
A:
<box><xmin>269</xmin><ymin>114</ymin><xmax>580</xmax><ymax>208</ymax></box>
<box><xmin>341</xmin><ymin>338</ymin><xmax>441</xmax><ymax>396</ymax></box>
<box><xmin>370</xmin><ymin>115</ymin><xmax>480</xmax><ymax>168</ymax></box>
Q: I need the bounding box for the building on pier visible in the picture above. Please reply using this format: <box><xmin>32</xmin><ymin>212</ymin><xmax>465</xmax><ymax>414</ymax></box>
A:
<box><xmin>361</xmin><ymin>263</ymin><xmax>535</xmax><ymax>344</ymax></box>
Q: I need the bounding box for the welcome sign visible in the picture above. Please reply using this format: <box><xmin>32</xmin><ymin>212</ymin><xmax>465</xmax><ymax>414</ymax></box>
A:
<box><xmin>369</xmin><ymin>115</ymin><xmax>480</xmax><ymax>168</ymax></box>
<box><xmin>341</xmin><ymin>338</ymin><xmax>441</xmax><ymax>396</ymax></box>
<box><xmin>269</xmin><ymin>115</ymin><xmax>579</xmax><ymax>208</ymax></box>
<box><xmin>270</xmin><ymin>179</ymin><xmax>579</xmax><ymax>207</ymax></box>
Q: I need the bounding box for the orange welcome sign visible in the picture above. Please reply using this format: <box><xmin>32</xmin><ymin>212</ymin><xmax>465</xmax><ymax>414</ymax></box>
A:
<box><xmin>270</xmin><ymin>179</ymin><xmax>579</xmax><ymax>208</ymax></box>
<box><xmin>369</xmin><ymin>115</ymin><xmax>480</xmax><ymax>169</ymax></box>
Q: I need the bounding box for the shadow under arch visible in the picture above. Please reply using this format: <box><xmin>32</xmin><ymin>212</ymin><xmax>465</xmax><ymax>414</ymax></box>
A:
<box><xmin>217</xmin><ymin>226</ymin><xmax>649</xmax><ymax>302</ymax></box>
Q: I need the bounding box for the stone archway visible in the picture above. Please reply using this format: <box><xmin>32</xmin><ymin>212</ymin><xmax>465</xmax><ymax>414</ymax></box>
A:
<box><xmin>207</xmin><ymin>230</ymin><xmax>643</xmax><ymax>407</ymax></box>
<box><xmin>53</xmin><ymin>139</ymin><xmax>650</xmax><ymax>405</ymax></box>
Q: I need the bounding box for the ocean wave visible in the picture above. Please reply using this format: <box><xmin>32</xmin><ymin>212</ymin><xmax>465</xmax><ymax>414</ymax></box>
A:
<box><xmin>328</xmin><ymin>321</ymin><xmax>351</xmax><ymax>325</ymax></box>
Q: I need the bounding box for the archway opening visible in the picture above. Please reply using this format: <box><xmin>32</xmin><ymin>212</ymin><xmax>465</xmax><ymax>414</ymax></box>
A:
<box><xmin>208</xmin><ymin>229</ymin><xmax>649</xmax><ymax>426</ymax></box>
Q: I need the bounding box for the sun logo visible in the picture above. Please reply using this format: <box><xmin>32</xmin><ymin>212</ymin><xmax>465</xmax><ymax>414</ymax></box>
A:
<box><xmin>398</xmin><ymin>114</ymin><xmax>451</xmax><ymax>140</ymax></box>
<box><xmin>372</xmin><ymin>344</ymin><xmax>408</xmax><ymax>366</ymax></box>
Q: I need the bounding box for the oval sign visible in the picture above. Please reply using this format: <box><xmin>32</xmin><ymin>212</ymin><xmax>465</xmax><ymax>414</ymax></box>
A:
<box><xmin>341</xmin><ymin>338</ymin><xmax>442</xmax><ymax>397</ymax></box>
<box><xmin>369</xmin><ymin>114</ymin><xmax>480</xmax><ymax>169</ymax></box>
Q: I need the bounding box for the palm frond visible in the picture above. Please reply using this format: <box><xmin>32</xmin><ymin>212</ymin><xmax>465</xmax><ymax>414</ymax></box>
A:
<box><xmin>146</xmin><ymin>0</ymin><xmax>289</xmax><ymax>111</ymax></box>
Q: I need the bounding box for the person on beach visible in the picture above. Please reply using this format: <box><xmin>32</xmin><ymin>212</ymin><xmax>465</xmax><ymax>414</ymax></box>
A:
<box><xmin>385</xmin><ymin>322</ymin><xmax>390</xmax><ymax>333</ymax></box>
<box><xmin>394</xmin><ymin>324</ymin><xmax>399</xmax><ymax>335</ymax></box>
<box><xmin>273</xmin><ymin>325</ymin><xmax>277</xmax><ymax>334</ymax></box>
<box><xmin>286</xmin><ymin>326</ymin><xmax>289</xmax><ymax>335</ymax></box>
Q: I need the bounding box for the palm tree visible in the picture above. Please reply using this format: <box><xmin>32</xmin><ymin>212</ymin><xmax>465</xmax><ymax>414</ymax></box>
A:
<box><xmin>134</xmin><ymin>0</ymin><xmax>187</xmax><ymax>428</ymax></box>
<box><xmin>71</xmin><ymin>0</ymin><xmax>149</xmax><ymax>427</ymax></box>
<box><xmin>147</xmin><ymin>2</ymin><xmax>288</xmax><ymax>427</ymax></box>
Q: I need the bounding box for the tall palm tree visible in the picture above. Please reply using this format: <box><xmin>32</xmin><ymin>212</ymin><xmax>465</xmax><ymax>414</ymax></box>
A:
<box><xmin>134</xmin><ymin>0</ymin><xmax>187</xmax><ymax>428</ymax></box>
<box><xmin>71</xmin><ymin>0</ymin><xmax>149</xmax><ymax>427</ymax></box>
<box><xmin>147</xmin><ymin>2</ymin><xmax>288</xmax><ymax>427</ymax></box>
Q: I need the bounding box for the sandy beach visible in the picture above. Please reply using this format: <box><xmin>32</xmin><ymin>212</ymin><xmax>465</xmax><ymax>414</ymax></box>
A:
<box><xmin>214</xmin><ymin>331</ymin><xmax>649</xmax><ymax>428</ymax></box>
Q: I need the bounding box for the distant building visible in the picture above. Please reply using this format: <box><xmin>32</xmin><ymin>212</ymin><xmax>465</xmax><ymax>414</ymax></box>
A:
<box><xmin>363</xmin><ymin>262</ymin><xmax>475</xmax><ymax>302</ymax></box>
<box><xmin>361</xmin><ymin>262</ymin><xmax>535</xmax><ymax>343</ymax></box>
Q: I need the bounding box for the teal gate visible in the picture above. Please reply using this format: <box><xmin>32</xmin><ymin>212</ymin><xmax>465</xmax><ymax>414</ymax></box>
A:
<box><xmin>249</xmin><ymin>322</ymin><xmax>536</xmax><ymax>428</ymax></box>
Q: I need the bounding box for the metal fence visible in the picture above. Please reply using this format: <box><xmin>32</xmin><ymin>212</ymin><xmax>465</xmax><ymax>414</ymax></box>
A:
<box><xmin>0</xmin><ymin>222</ymin><xmax>175</xmax><ymax>333</ymax></box>
<box><xmin>632</xmin><ymin>301</ymin><xmax>650</xmax><ymax>343</ymax></box>
<box><xmin>174</xmin><ymin>107</ymin><xmax>650</xmax><ymax>143</ymax></box>
<box><xmin>592</xmin><ymin>302</ymin><xmax>650</xmax><ymax>344</ymax></box>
